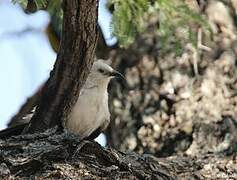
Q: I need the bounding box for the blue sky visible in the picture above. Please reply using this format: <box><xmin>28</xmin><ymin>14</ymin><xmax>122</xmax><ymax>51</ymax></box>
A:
<box><xmin>0</xmin><ymin>0</ymin><xmax>114</xmax><ymax>146</ymax></box>
<box><xmin>0</xmin><ymin>1</ymin><xmax>56</xmax><ymax>129</ymax></box>
<box><xmin>98</xmin><ymin>0</ymin><xmax>117</xmax><ymax>46</ymax></box>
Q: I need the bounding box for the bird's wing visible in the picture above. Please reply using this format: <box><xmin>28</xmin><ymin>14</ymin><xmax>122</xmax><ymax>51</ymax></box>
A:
<box><xmin>85</xmin><ymin>126</ymin><xmax>102</xmax><ymax>140</ymax></box>
<box><xmin>85</xmin><ymin>118</ymin><xmax>110</xmax><ymax>140</ymax></box>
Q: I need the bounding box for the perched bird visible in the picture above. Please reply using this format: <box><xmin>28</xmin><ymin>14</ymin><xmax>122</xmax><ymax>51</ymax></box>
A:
<box><xmin>66</xmin><ymin>60</ymin><xmax>124</xmax><ymax>139</ymax></box>
<box><xmin>0</xmin><ymin>60</ymin><xmax>124</xmax><ymax>139</ymax></box>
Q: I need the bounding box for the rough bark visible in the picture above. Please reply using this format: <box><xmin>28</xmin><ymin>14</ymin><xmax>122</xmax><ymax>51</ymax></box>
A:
<box><xmin>25</xmin><ymin>0</ymin><xmax>99</xmax><ymax>133</ymax></box>
<box><xmin>0</xmin><ymin>132</ymin><xmax>236</xmax><ymax>179</ymax></box>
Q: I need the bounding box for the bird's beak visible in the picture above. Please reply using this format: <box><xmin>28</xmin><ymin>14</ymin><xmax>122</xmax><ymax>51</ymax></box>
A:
<box><xmin>110</xmin><ymin>70</ymin><xmax>126</xmax><ymax>81</ymax></box>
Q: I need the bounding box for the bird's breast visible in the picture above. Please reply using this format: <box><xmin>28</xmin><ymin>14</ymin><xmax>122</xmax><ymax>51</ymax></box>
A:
<box><xmin>66</xmin><ymin>89</ymin><xmax>110</xmax><ymax>139</ymax></box>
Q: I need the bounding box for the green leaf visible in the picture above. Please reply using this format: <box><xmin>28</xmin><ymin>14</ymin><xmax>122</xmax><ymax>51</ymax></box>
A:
<box><xmin>12</xmin><ymin>0</ymin><xmax>27</xmax><ymax>9</ymax></box>
<box><xmin>109</xmin><ymin>0</ymin><xmax>212</xmax><ymax>51</ymax></box>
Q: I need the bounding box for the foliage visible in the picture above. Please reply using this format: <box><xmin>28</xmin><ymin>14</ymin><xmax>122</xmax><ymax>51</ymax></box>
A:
<box><xmin>12</xmin><ymin>0</ymin><xmax>210</xmax><ymax>52</ymax></box>
<box><xmin>108</xmin><ymin>0</ymin><xmax>149</xmax><ymax>48</ymax></box>
<box><xmin>12</xmin><ymin>0</ymin><xmax>27</xmax><ymax>8</ymax></box>
<box><xmin>109</xmin><ymin>0</ymin><xmax>211</xmax><ymax>51</ymax></box>
<box><xmin>12</xmin><ymin>0</ymin><xmax>62</xmax><ymax>16</ymax></box>
<box><xmin>12</xmin><ymin>0</ymin><xmax>45</xmax><ymax>9</ymax></box>
<box><xmin>12</xmin><ymin>0</ymin><xmax>63</xmax><ymax>34</ymax></box>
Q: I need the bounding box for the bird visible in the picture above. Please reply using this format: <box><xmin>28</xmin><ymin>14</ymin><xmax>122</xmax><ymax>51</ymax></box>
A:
<box><xmin>66</xmin><ymin>59</ymin><xmax>124</xmax><ymax>139</ymax></box>
<box><xmin>0</xmin><ymin>60</ymin><xmax>125</xmax><ymax>140</ymax></box>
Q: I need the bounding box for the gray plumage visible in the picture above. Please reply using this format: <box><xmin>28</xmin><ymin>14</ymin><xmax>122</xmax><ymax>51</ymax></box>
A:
<box><xmin>66</xmin><ymin>60</ymin><xmax>117</xmax><ymax>139</ymax></box>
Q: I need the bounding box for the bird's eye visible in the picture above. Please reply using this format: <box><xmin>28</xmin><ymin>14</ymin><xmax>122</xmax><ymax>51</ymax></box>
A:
<box><xmin>98</xmin><ymin>69</ymin><xmax>105</xmax><ymax>73</ymax></box>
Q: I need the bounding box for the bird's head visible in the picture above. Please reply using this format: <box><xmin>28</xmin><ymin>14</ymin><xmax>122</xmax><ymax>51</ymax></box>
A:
<box><xmin>86</xmin><ymin>60</ymin><xmax>125</xmax><ymax>88</ymax></box>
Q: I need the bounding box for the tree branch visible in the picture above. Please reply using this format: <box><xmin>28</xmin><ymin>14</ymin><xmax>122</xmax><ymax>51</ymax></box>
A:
<box><xmin>0</xmin><ymin>131</ymin><xmax>236</xmax><ymax>179</ymax></box>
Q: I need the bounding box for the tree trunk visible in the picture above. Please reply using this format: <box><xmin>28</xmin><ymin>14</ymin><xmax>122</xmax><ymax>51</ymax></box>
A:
<box><xmin>25</xmin><ymin>0</ymin><xmax>99</xmax><ymax>133</ymax></box>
